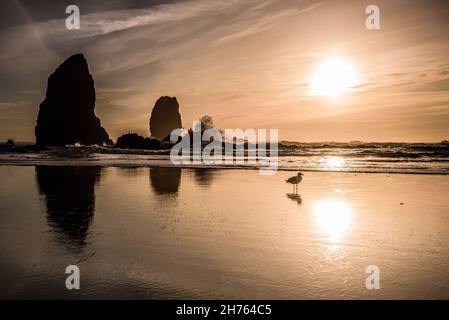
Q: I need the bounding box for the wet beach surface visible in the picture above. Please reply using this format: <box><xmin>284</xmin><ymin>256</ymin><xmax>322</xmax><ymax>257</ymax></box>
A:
<box><xmin>0</xmin><ymin>166</ymin><xmax>449</xmax><ymax>299</ymax></box>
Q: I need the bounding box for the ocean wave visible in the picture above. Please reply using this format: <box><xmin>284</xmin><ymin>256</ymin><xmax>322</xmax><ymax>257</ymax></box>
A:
<box><xmin>1</xmin><ymin>143</ymin><xmax>449</xmax><ymax>174</ymax></box>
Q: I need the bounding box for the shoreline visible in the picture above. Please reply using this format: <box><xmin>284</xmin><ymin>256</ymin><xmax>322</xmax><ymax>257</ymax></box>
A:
<box><xmin>0</xmin><ymin>161</ymin><xmax>448</xmax><ymax>175</ymax></box>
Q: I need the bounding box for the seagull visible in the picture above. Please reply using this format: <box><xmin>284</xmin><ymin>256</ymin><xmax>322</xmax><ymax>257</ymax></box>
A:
<box><xmin>286</xmin><ymin>172</ymin><xmax>304</xmax><ymax>193</ymax></box>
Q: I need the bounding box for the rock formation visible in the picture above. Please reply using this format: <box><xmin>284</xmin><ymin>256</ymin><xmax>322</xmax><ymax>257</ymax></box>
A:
<box><xmin>6</xmin><ymin>139</ymin><xmax>15</xmax><ymax>148</ymax></box>
<box><xmin>114</xmin><ymin>133</ymin><xmax>161</xmax><ymax>149</ymax></box>
<box><xmin>149</xmin><ymin>96</ymin><xmax>182</xmax><ymax>141</ymax></box>
<box><xmin>35</xmin><ymin>54</ymin><xmax>112</xmax><ymax>146</ymax></box>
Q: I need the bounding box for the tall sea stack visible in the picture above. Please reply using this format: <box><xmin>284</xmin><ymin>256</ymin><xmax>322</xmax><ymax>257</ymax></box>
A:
<box><xmin>149</xmin><ymin>96</ymin><xmax>182</xmax><ymax>141</ymax></box>
<box><xmin>35</xmin><ymin>54</ymin><xmax>112</xmax><ymax>146</ymax></box>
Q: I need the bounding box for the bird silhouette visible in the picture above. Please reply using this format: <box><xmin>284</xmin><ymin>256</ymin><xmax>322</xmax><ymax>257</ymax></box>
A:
<box><xmin>286</xmin><ymin>172</ymin><xmax>304</xmax><ymax>193</ymax></box>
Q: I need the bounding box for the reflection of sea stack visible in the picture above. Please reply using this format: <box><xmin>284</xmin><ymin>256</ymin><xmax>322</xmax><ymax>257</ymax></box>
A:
<box><xmin>35</xmin><ymin>54</ymin><xmax>112</xmax><ymax>146</ymax></box>
<box><xmin>193</xmin><ymin>169</ymin><xmax>215</xmax><ymax>186</ymax></box>
<box><xmin>35</xmin><ymin>166</ymin><xmax>101</xmax><ymax>250</ymax></box>
<box><xmin>149</xmin><ymin>96</ymin><xmax>182</xmax><ymax>141</ymax></box>
<box><xmin>149</xmin><ymin>167</ymin><xmax>181</xmax><ymax>194</ymax></box>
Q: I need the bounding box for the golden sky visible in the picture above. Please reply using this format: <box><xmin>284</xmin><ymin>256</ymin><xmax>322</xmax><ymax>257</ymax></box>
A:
<box><xmin>1</xmin><ymin>0</ymin><xmax>448</xmax><ymax>142</ymax></box>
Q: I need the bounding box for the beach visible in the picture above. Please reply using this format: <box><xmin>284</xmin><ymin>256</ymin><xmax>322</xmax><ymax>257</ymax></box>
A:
<box><xmin>1</xmin><ymin>165</ymin><xmax>448</xmax><ymax>299</ymax></box>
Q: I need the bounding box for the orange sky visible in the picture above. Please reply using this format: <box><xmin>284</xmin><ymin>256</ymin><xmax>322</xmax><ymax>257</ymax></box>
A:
<box><xmin>1</xmin><ymin>0</ymin><xmax>448</xmax><ymax>142</ymax></box>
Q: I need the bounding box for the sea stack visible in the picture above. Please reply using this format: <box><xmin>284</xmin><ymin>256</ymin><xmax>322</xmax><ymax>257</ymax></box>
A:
<box><xmin>149</xmin><ymin>96</ymin><xmax>182</xmax><ymax>141</ymax></box>
<box><xmin>35</xmin><ymin>54</ymin><xmax>112</xmax><ymax>146</ymax></box>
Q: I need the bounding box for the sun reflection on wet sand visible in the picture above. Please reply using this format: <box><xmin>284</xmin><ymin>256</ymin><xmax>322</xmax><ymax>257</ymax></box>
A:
<box><xmin>312</xmin><ymin>199</ymin><xmax>352</xmax><ymax>245</ymax></box>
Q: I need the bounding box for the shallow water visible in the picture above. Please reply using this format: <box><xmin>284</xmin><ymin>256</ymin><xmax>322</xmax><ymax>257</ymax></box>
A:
<box><xmin>1</xmin><ymin>165</ymin><xmax>449</xmax><ymax>299</ymax></box>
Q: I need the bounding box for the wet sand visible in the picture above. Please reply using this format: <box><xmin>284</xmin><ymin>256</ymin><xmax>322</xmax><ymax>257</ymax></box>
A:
<box><xmin>0</xmin><ymin>166</ymin><xmax>448</xmax><ymax>299</ymax></box>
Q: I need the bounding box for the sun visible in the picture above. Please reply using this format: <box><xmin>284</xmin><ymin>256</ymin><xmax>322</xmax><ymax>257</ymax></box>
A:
<box><xmin>309</xmin><ymin>57</ymin><xmax>358</xmax><ymax>98</ymax></box>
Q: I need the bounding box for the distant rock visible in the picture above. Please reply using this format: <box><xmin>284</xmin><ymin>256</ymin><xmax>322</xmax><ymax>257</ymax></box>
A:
<box><xmin>6</xmin><ymin>139</ymin><xmax>15</xmax><ymax>148</ymax></box>
<box><xmin>0</xmin><ymin>139</ymin><xmax>16</xmax><ymax>151</ymax></box>
<box><xmin>149</xmin><ymin>96</ymin><xmax>182</xmax><ymax>141</ymax></box>
<box><xmin>114</xmin><ymin>133</ymin><xmax>161</xmax><ymax>150</ymax></box>
<box><xmin>35</xmin><ymin>54</ymin><xmax>112</xmax><ymax>147</ymax></box>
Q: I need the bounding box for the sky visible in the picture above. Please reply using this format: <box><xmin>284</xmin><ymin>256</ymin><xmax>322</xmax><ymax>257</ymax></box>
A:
<box><xmin>0</xmin><ymin>0</ymin><xmax>448</xmax><ymax>142</ymax></box>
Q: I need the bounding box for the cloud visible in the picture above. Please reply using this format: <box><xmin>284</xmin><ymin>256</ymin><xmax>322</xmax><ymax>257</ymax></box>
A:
<box><xmin>81</xmin><ymin>0</ymin><xmax>245</xmax><ymax>36</ymax></box>
<box><xmin>210</xmin><ymin>9</ymin><xmax>301</xmax><ymax>47</ymax></box>
<box><xmin>211</xmin><ymin>2</ymin><xmax>322</xmax><ymax>46</ymax></box>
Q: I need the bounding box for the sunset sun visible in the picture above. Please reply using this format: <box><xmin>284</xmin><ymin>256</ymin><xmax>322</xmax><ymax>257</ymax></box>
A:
<box><xmin>309</xmin><ymin>57</ymin><xmax>358</xmax><ymax>98</ymax></box>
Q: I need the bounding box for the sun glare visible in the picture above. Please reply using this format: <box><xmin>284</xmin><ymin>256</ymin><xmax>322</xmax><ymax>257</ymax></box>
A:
<box><xmin>309</xmin><ymin>57</ymin><xmax>358</xmax><ymax>98</ymax></box>
<box><xmin>320</xmin><ymin>156</ymin><xmax>347</xmax><ymax>170</ymax></box>
<box><xmin>313</xmin><ymin>199</ymin><xmax>352</xmax><ymax>244</ymax></box>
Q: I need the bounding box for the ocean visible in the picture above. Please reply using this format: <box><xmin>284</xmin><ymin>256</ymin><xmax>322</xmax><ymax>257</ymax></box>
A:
<box><xmin>1</xmin><ymin>142</ymin><xmax>449</xmax><ymax>174</ymax></box>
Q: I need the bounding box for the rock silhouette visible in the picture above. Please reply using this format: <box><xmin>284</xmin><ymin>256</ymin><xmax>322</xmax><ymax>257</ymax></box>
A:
<box><xmin>6</xmin><ymin>139</ymin><xmax>15</xmax><ymax>148</ymax></box>
<box><xmin>114</xmin><ymin>133</ymin><xmax>161</xmax><ymax>149</ymax></box>
<box><xmin>149</xmin><ymin>96</ymin><xmax>182</xmax><ymax>141</ymax></box>
<box><xmin>35</xmin><ymin>54</ymin><xmax>112</xmax><ymax>146</ymax></box>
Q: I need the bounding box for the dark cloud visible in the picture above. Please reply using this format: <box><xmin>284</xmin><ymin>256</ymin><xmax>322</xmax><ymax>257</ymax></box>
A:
<box><xmin>0</xmin><ymin>0</ymin><xmax>180</xmax><ymax>28</ymax></box>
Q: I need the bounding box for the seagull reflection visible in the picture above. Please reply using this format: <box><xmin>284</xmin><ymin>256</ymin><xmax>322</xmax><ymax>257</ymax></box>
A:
<box><xmin>286</xmin><ymin>193</ymin><xmax>302</xmax><ymax>204</ymax></box>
